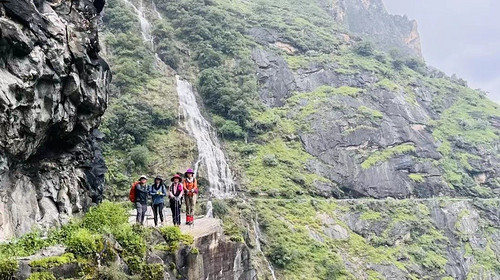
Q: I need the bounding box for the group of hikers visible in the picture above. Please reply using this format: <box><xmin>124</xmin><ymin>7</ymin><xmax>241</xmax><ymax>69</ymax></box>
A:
<box><xmin>130</xmin><ymin>168</ymin><xmax>198</xmax><ymax>227</ymax></box>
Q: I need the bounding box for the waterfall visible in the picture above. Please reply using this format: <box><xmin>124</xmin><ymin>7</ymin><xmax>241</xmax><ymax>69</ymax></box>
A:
<box><xmin>122</xmin><ymin>0</ymin><xmax>235</xmax><ymax>198</ymax></box>
<box><xmin>254</xmin><ymin>218</ymin><xmax>277</xmax><ymax>280</ymax></box>
<box><xmin>205</xmin><ymin>201</ymin><xmax>213</xmax><ymax>218</ymax></box>
<box><xmin>151</xmin><ymin>0</ymin><xmax>162</xmax><ymax>19</ymax></box>
<box><xmin>123</xmin><ymin>0</ymin><xmax>154</xmax><ymax>50</ymax></box>
<box><xmin>176</xmin><ymin>76</ymin><xmax>236</xmax><ymax>198</ymax></box>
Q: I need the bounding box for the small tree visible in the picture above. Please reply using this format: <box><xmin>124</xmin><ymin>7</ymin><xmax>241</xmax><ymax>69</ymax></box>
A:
<box><xmin>354</xmin><ymin>41</ymin><xmax>374</xmax><ymax>57</ymax></box>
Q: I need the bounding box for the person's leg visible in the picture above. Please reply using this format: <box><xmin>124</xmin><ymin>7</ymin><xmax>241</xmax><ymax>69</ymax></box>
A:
<box><xmin>152</xmin><ymin>203</ymin><xmax>158</xmax><ymax>226</ymax></box>
<box><xmin>140</xmin><ymin>203</ymin><xmax>147</xmax><ymax>225</ymax></box>
<box><xmin>176</xmin><ymin>201</ymin><xmax>182</xmax><ymax>225</ymax></box>
<box><xmin>158</xmin><ymin>203</ymin><xmax>164</xmax><ymax>224</ymax></box>
<box><xmin>136</xmin><ymin>202</ymin><xmax>141</xmax><ymax>224</ymax></box>
<box><xmin>185</xmin><ymin>196</ymin><xmax>192</xmax><ymax>224</ymax></box>
<box><xmin>190</xmin><ymin>194</ymin><xmax>197</xmax><ymax>217</ymax></box>
<box><xmin>170</xmin><ymin>200</ymin><xmax>176</xmax><ymax>225</ymax></box>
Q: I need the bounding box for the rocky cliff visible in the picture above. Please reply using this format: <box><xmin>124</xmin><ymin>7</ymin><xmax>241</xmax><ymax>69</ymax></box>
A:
<box><xmin>0</xmin><ymin>0</ymin><xmax>110</xmax><ymax>240</ymax></box>
<box><xmin>6</xmin><ymin>0</ymin><xmax>492</xmax><ymax>279</ymax></box>
<box><xmin>320</xmin><ymin>0</ymin><xmax>423</xmax><ymax>57</ymax></box>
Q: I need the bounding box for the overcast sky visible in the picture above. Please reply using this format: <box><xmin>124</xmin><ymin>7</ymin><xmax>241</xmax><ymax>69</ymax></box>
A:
<box><xmin>383</xmin><ymin>0</ymin><xmax>500</xmax><ymax>103</ymax></box>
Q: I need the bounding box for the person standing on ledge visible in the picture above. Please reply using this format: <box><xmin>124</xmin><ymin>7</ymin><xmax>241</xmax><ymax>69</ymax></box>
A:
<box><xmin>149</xmin><ymin>175</ymin><xmax>167</xmax><ymax>227</ymax></box>
<box><xmin>135</xmin><ymin>175</ymin><xmax>149</xmax><ymax>225</ymax></box>
<box><xmin>183</xmin><ymin>168</ymin><xmax>198</xmax><ymax>225</ymax></box>
<box><xmin>169</xmin><ymin>174</ymin><xmax>184</xmax><ymax>227</ymax></box>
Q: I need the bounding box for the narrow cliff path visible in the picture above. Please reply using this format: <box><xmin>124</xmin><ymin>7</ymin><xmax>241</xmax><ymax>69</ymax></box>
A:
<box><xmin>128</xmin><ymin>207</ymin><xmax>222</xmax><ymax>238</ymax></box>
<box><xmin>247</xmin><ymin>196</ymin><xmax>500</xmax><ymax>203</ymax></box>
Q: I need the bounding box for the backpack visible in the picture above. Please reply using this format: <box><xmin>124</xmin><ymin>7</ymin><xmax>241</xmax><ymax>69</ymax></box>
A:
<box><xmin>129</xmin><ymin>181</ymin><xmax>139</xmax><ymax>202</ymax></box>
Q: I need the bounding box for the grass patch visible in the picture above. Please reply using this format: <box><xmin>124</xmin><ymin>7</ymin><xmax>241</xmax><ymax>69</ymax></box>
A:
<box><xmin>408</xmin><ymin>174</ymin><xmax>425</xmax><ymax>183</ymax></box>
<box><xmin>361</xmin><ymin>144</ymin><xmax>416</xmax><ymax>169</ymax></box>
<box><xmin>29</xmin><ymin>253</ymin><xmax>76</xmax><ymax>269</ymax></box>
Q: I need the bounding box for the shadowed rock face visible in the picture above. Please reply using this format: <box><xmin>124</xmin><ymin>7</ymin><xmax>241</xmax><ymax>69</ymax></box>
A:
<box><xmin>0</xmin><ymin>0</ymin><xmax>110</xmax><ymax>239</ymax></box>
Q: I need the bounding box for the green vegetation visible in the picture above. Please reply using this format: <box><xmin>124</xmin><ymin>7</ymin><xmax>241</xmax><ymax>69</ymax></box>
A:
<box><xmin>97</xmin><ymin>0</ymin><xmax>500</xmax><ymax>278</ymax></box>
<box><xmin>158</xmin><ymin>226</ymin><xmax>194</xmax><ymax>252</ymax></box>
<box><xmin>141</xmin><ymin>264</ymin><xmax>165</xmax><ymax>280</ymax></box>
<box><xmin>361</xmin><ymin>144</ymin><xmax>416</xmax><ymax>169</ymax></box>
<box><xmin>27</xmin><ymin>272</ymin><xmax>56</xmax><ymax>280</ymax></box>
<box><xmin>409</xmin><ymin>173</ymin><xmax>425</xmax><ymax>183</ymax></box>
<box><xmin>0</xmin><ymin>202</ymin><xmax>189</xmax><ymax>278</ymax></box>
<box><xmin>29</xmin><ymin>253</ymin><xmax>76</xmax><ymax>268</ymax></box>
<box><xmin>0</xmin><ymin>259</ymin><xmax>18</xmax><ymax>280</ymax></box>
<box><xmin>377</xmin><ymin>78</ymin><xmax>399</xmax><ymax>91</ymax></box>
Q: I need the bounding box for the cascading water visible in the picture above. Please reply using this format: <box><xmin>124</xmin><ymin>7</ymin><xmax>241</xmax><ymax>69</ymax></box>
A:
<box><xmin>205</xmin><ymin>201</ymin><xmax>213</xmax><ymax>218</ymax></box>
<box><xmin>123</xmin><ymin>0</ymin><xmax>235</xmax><ymax>198</ymax></box>
<box><xmin>151</xmin><ymin>0</ymin><xmax>162</xmax><ymax>19</ymax></box>
<box><xmin>176</xmin><ymin>76</ymin><xmax>236</xmax><ymax>198</ymax></box>
<box><xmin>254</xmin><ymin>218</ymin><xmax>278</xmax><ymax>280</ymax></box>
<box><xmin>123</xmin><ymin>0</ymin><xmax>154</xmax><ymax>50</ymax></box>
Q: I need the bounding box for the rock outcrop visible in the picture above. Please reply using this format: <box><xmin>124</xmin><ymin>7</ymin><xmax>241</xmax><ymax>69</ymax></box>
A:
<box><xmin>320</xmin><ymin>0</ymin><xmax>423</xmax><ymax>57</ymax></box>
<box><xmin>0</xmin><ymin>0</ymin><xmax>110</xmax><ymax>240</ymax></box>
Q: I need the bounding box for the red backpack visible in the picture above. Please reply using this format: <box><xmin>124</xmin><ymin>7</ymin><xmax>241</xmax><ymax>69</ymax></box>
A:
<box><xmin>129</xmin><ymin>181</ymin><xmax>139</xmax><ymax>202</ymax></box>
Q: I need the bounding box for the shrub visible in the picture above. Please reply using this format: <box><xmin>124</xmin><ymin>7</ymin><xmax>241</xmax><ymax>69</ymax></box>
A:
<box><xmin>159</xmin><ymin>226</ymin><xmax>181</xmax><ymax>244</ymax></box>
<box><xmin>82</xmin><ymin>201</ymin><xmax>128</xmax><ymax>233</ymax></box>
<box><xmin>353</xmin><ymin>41</ymin><xmax>374</xmax><ymax>57</ymax></box>
<box><xmin>262</xmin><ymin>154</ymin><xmax>279</xmax><ymax>167</ymax></box>
<box><xmin>27</xmin><ymin>272</ymin><xmax>56</xmax><ymax>280</ymax></box>
<box><xmin>267</xmin><ymin>244</ymin><xmax>293</xmax><ymax>268</ymax></box>
<box><xmin>97</xmin><ymin>264</ymin><xmax>133</xmax><ymax>280</ymax></box>
<box><xmin>65</xmin><ymin>228</ymin><xmax>103</xmax><ymax>257</ymax></box>
<box><xmin>128</xmin><ymin>146</ymin><xmax>150</xmax><ymax>169</ymax></box>
<box><xmin>113</xmin><ymin>224</ymin><xmax>146</xmax><ymax>257</ymax></box>
<box><xmin>220</xmin><ymin>120</ymin><xmax>245</xmax><ymax>139</ymax></box>
<box><xmin>29</xmin><ymin>253</ymin><xmax>75</xmax><ymax>269</ymax></box>
<box><xmin>0</xmin><ymin>231</ymin><xmax>49</xmax><ymax>257</ymax></box>
<box><xmin>0</xmin><ymin>259</ymin><xmax>18</xmax><ymax>280</ymax></box>
<box><xmin>141</xmin><ymin>264</ymin><xmax>164</xmax><ymax>280</ymax></box>
<box><xmin>124</xmin><ymin>255</ymin><xmax>143</xmax><ymax>275</ymax></box>
<box><xmin>212</xmin><ymin>200</ymin><xmax>229</xmax><ymax>218</ymax></box>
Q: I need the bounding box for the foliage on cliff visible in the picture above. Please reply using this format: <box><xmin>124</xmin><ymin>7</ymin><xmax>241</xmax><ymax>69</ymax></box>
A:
<box><xmin>0</xmin><ymin>202</ymin><xmax>195</xmax><ymax>279</ymax></box>
<box><xmin>98</xmin><ymin>0</ymin><xmax>500</xmax><ymax>279</ymax></box>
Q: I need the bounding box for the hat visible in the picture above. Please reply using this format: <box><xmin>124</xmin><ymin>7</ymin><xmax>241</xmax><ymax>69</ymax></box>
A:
<box><xmin>171</xmin><ymin>174</ymin><xmax>182</xmax><ymax>182</ymax></box>
<box><xmin>184</xmin><ymin>168</ymin><xmax>194</xmax><ymax>177</ymax></box>
<box><xmin>139</xmin><ymin>175</ymin><xmax>147</xmax><ymax>180</ymax></box>
<box><xmin>154</xmin><ymin>175</ymin><xmax>163</xmax><ymax>181</ymax></box>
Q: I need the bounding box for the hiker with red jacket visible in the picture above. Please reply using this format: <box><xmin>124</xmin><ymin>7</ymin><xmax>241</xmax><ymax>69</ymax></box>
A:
<box><xmin>149</xmin><ymin>175</ymin><xmax>167</xmax><ymax>227</ymax></box>
<box><xmin>169</xmin><ymin>174</ymin><xmax>184</xmax><ymax>226</ymax></box>
<box><xmin>134</xmin><ymin>175</ymin><xmax>149</xmax><ymax>225</ymax></box>
<box><xmin>183</xmin><ymin>168</ymin><xmax>198</xmax><ymax>225</ymax></box>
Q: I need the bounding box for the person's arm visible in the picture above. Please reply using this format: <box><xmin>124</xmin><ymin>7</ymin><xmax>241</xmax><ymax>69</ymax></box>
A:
<box><xmin>182</xmin><ymin>180</ymin><xmax>188</xmax><ymax>192</ymax></box>
<box><xmin>160</xmin><ymin>185</ymin><xmax>167</xmax><ymax>197</ymax></box>
<box><xmin>175</xmin><ymin>184</ymin><xmax>183</xmax><ymax>198</ymax></box>
<box><xmin>149</xmin><ymin>185</ymin><xmax>155</xmax><ymax>196</ymax></box>
<box><xmin>136</xmin><ymin>184</ymin><xmax>147</xmax><ymax>193</ymax></box>
<box><xmin>168</xmin><ymin>184</ymin><xmax>174</xmax><ymax>198</ymax></box>
<box><xmin>193</xmin><ymin>179</ymin><xmax>199</xmax><ymax>194</ymax></box>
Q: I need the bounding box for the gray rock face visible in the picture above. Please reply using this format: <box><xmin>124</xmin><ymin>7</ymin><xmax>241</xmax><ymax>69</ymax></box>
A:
<box><xmin>338</xmin><ymin>199</ymin><xmax>500</xmax><ymax>280</ymax></box>
<box><xmin>252</xmin><ymin>48</ymin><xmax>296</xmax><ymax>107</ymax></box>
<box><xmin>319</xmin><ymin>0</ymin><xmax>422</xmax><ymax>57</ymax></box>
<box><xmin>0</xmin><ymin>0</ymin><xmax>110</xmax><ymax>239</ymax></box>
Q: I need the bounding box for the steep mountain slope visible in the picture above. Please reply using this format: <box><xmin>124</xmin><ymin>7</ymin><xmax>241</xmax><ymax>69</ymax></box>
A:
<box><xmin>98</xmin><ymin>0</ymin><xmax>500</xmax><ymax>279</ymax></box>
<box><xmin>0</xmin><ymin>0</ymin><xmax>110</xmax><ymax>240</ymax></box>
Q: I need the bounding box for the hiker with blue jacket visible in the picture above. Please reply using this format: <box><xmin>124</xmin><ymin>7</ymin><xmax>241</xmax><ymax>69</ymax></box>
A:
<box><xmin>149</xmin><ymin>175</ymin><xmax>167</xmax><ymax>227</ymax></box>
